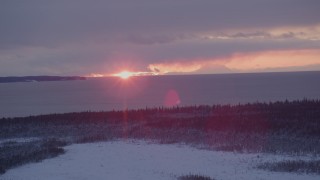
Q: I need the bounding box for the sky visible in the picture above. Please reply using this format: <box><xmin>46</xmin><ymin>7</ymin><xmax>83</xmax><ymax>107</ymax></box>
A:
<box><xmin>0</xmin><ymin>0</ymin><xmax>320</xmax><ymax>76</ymax></box>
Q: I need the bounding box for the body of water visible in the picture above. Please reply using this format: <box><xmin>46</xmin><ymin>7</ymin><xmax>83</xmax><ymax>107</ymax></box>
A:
<box><xmin>1</xmin><ymin>71</ymin><xmax>320</xmax><ymax>118</ymax></box>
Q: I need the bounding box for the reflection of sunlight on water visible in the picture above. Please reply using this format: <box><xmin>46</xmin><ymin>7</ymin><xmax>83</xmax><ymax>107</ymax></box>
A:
<box><xmin>164</xmin><ymin>89</ymin><xmax>181</xmax><ymax>107</ymax></box>
<box><xmin>108</xmin><ymin>76</ymin><xmax>149</xmax><ymax>100</ymax></box>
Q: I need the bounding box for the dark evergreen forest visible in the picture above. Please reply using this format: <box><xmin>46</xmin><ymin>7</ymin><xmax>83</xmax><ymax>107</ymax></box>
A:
<box><xmin>1</xmin><ymin>99</ymin><xmax>320</xmax><ymax>174</ymax></box>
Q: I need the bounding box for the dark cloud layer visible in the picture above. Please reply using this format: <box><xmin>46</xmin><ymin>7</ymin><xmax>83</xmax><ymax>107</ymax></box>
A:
<box><xmin>0</xmin><ymin>0</ymin><xmax>320</xmax><ymax>75</ymax></box>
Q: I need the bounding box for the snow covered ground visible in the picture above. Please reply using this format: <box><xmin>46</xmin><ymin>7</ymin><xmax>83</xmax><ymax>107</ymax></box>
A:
<box><xmin>2</xmin><ymin>140</ymin><xmax>319</xmax><ymax>180</ymax></box>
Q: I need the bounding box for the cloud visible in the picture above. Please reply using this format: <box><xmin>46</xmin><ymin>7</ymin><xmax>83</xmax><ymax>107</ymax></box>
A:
<box><xmin>1</xmin><ymin>0</ymin><xmax>319</xmax><ymax>49</ymax></box>
<box><xmin>148</xmin><ymin>61</ymin><xmax>203</xmax><ymax>74</ymax></box>
<box><xmin>0</xmin><ymin>0</ymin><xmax>320</xmax><ymax>75</ymax></box>
<box><xmin>144</xmin><ymin>49</ymin><xmax>320</xmax><ymax>74</ymax></box>
<box><xmin>200</xmin><ymin>25</ymin><xmax>320</xmax><ymax>41</ymax></box>
<box><xmin>123</xmin><ymin>34</ymin><xmax>194</xmax><ymax>45</ymax></box>
<box><xmin>224</xmin><ymin>49</ymin><xmax>320</xmax><ymax>71</ymax></box>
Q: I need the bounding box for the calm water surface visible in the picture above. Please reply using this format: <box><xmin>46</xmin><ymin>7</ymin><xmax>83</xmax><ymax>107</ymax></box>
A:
<box><xmin>1</xmin><ymin>72</ymin><xmax>320</xmax><ymax>118</ymax></box>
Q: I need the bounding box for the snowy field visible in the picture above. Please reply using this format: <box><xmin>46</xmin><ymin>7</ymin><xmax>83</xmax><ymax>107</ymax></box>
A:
<box><xmin>2</xmin><ymin>140</ymin><xmax>319</xmax><ymax>180</ymax></box>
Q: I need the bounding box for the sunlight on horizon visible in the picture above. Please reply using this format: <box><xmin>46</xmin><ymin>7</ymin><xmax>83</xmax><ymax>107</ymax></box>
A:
<box><xmin>113</xmin><ymin>71</ymin><xmax>133</xmax><ymax>79</ymax></box>
<box><xmin>110</xmin><ymin>70</ymin><xmax>160</xmax><ymax>79</ymax></box>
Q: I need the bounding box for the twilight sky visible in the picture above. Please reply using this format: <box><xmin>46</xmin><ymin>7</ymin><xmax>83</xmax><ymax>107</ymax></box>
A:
<box><xmin>1</xmin><ymin>0</ymin><xmax>320</xmax><ymax>76</ymax></box>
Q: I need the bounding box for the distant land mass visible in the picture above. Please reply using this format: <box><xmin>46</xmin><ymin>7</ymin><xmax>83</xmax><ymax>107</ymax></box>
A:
<box><xmin>0</xmin><ymin>76</ymin><xmax>86</xmax><ymax>83</ymax></box>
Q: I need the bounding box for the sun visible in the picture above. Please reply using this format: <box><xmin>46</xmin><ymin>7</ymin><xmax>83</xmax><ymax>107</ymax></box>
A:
<box><xmin>114</xmin><ymin>71</ymin><xmax>133</xmax><ymax>79</ymax></box>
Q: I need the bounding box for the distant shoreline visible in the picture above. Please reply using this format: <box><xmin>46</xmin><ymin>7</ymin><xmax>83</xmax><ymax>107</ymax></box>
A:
<box><xmin>1</xmin><ymin>70</ymin><xmax>320</xmax><ymax>83</ymax></box>
<box><xmin>0</xmin><ymin>76</ymin><xmax>86</xmax><ymax>83</ymax></box>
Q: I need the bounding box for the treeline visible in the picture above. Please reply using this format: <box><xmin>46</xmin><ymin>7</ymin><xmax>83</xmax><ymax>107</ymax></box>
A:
<box><xmin>1</xmin><ymin>99</ymin><xmax>320</xmax><ymax>154</ymax></box>
<box><xmin>0</xmin><ymin>76</ymin><xmax>86</xmax><ymax>83</ymax></box>
<box><xmin>1</xmin><ymin>99</ymin><xmax>320</xmax><ymax>134</ymax></box>
<box><xmin>0</xmin><ymin>138</ymin><xmax>66</xmax><ymax>174</ymax></box>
